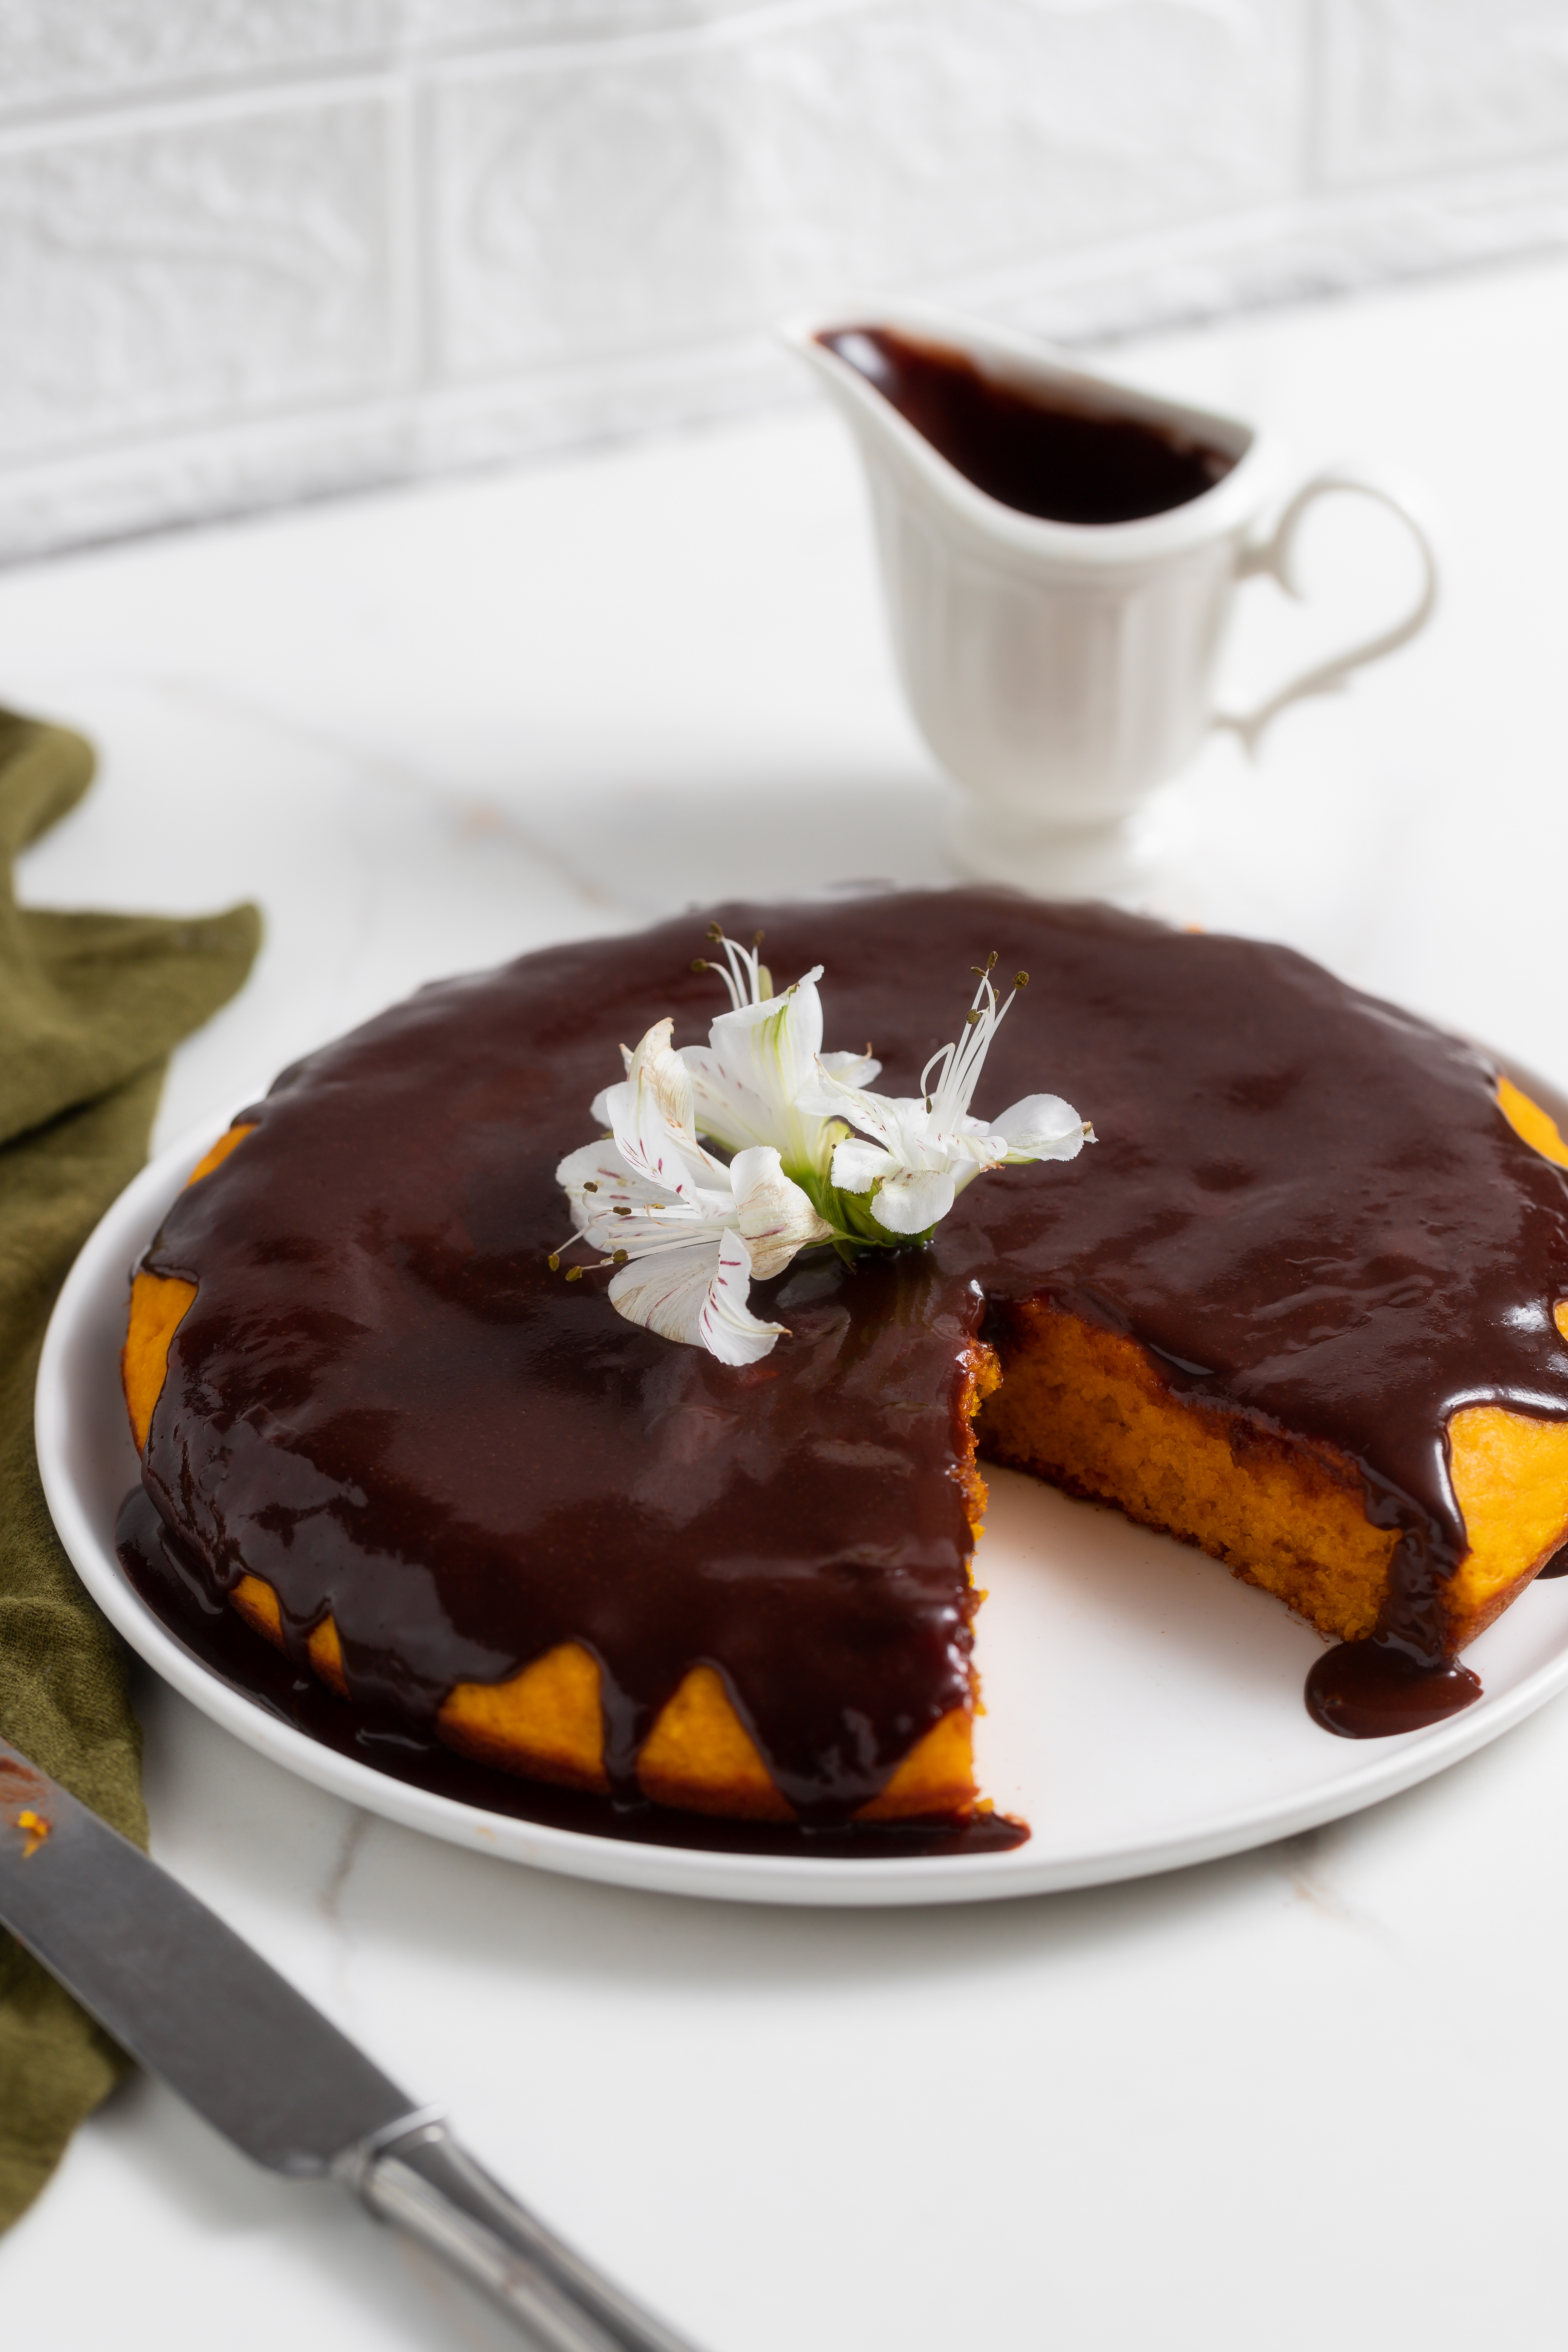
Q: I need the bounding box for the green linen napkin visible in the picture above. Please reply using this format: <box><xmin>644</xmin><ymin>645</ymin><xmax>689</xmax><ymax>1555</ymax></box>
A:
<box><xmin>0</xmin><ymin>710</ymin><xmax>260</xmax><ymax>2233</ymax></box>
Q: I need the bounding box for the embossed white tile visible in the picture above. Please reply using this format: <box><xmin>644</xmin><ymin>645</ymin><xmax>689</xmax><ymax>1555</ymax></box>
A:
<box><xmin>1322</xmin><ymin>0</ymin><xmax>1568</xmax><ymax>183</ymax></box>
<box><xmin>996</xmin><ymin>153</ymin><xmax>1568</xmax><ymax>340</ymax></box>
<box><xmin>430</xmin><ymin>0</ymin><xmax>1310</xmax><ymax>380</ymax></box>
<box><xmin>12</xmin><ymin>3</ymin><xmax>1568</xmax><ymax>564</ymax></box>
<box><xmin>0</xmin><ymin>96</ymin><xmax>401</xmax><ymax>463</ymax></box>
<box><xmin>401</xmin><ymin>0</ymin><xmax>784</xmax><ymax>48</ymax></box>
<box><xmin>0</xmin><ymin>0</ymin><xmax>398</xmax><ymax>112</ymax></box>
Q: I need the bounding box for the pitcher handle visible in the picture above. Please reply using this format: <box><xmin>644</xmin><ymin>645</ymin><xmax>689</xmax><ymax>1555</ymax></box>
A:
<box><xmin>1213</xmin><ymin>471</ymin><xmax>1438</xmax><ymax>758</ymax></box>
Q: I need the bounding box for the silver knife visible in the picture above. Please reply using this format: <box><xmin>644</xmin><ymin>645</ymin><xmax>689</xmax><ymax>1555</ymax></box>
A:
<box><xmin>0</xmin><ymin>1734</ymin><xmax>703</xmax><ymax>2352</ymax></box>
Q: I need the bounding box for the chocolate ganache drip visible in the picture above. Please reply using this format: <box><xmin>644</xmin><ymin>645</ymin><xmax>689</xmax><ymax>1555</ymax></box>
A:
<box><xmin>135</xmin><ymin>892</ymin><xmax>1568</xmax><ymax>1799</ymax></box>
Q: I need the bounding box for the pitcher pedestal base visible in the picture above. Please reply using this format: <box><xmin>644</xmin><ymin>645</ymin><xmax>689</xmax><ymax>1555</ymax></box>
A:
<box><xmin>945</xmin><ymin>805</ymin><xmax>1153</xmax><ymax>905</ymax></box>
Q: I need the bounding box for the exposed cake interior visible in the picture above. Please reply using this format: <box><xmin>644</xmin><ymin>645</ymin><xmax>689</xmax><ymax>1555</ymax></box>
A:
<box><xmin>977</xmin><ymin>1292</ymin><xmax>1568</xmax><ymax>1656</ymax></box>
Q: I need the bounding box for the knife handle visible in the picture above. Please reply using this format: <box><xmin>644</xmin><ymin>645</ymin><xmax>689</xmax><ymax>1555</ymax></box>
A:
<box><xmin>349</xmin><ymin>2118</ymin><xmax>705</xmax><ymax>2352</ymax></box>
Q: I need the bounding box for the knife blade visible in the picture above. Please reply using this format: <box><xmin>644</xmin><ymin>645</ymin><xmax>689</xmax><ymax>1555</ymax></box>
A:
<box><xmin>0</xmin><ymin>1736</ymin><xmax>703</xmax><ymax>2352</ymax></box>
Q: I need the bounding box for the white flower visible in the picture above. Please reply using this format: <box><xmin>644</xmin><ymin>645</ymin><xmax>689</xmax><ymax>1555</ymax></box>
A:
<box><xmin>674</xmin><ymin>928</ymin><xmax>879</xmax><ymax>1177</ymax></box>
<box><xmin>805</xmin><ymin>962</ymin><xmax>1091</xmax><ymax>1239</ymax></box>
<box><xmin>557</xmin><ymin>1015</ymin><xmax>831</xmax><ymax>1365</ymax></box>
<box><xmin>554</xmin><ymin>934</ymin><xmax>1093</xmax><ymax>1363</ymax></box>
<box><xmin>592</xmin><ymin>1017</ymin><xmax>727</xmax><ymax>1199</ymax></box>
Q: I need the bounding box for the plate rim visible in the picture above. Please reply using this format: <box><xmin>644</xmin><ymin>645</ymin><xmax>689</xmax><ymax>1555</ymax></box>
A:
<box><xmin>36</xmin><ymin>1095</ymin><xmax>1568</xmax><ymax>1909</ymax></box>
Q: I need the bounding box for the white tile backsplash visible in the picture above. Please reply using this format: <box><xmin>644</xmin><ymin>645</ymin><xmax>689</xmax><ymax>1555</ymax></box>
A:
<box><xmin>0</xmin><ymin>1</ymin><xmax>398</xmax><ymax>114</ymax></box>
<box><xmin>399</xmin><ymin>0</ymin><xmax>784</xmax><ymax>48</ymax></box>
<box><xmin>0</xmin><ymin>0</ymin><xmax>1563</xmax><ymax>560</ymax></box>
<box><xmin>1323</xmin><ymin>0</ymin><xmax>1568</xmax><ymax>184</ymax></box>
<box><xmin>432</xmin><ymin>0</ymin><xmax>1306</xmax><ymax>380</ymax></box>
<box><xmin>0</xmin><ymin>95</ymin><xmax>400</xmax><ymax>465</ymax></box>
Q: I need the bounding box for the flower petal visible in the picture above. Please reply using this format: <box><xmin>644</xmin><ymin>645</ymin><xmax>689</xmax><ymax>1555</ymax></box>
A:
<box><xmin>699</xmin><ymin>1227</ymin><xmax>790</xmax><ymax>1364</ymax></box>
<box><xmin>830</xmin><ymin>1134</ymin><xmax>897</xmax><ymax>1195</ymax></box>
<box><xmin>609</xmin><ymin>1020</ymin><xmax>728</xmax><ymax>1196</ymax></box>
<box><xmin>709</xmin><ymin>966</ymin><xmax>825</xmax><ymax>1102</ymax></box>
<box><xmin>991</xmin><ymin>1093</ymin><xmax>1091</xmax><ymax>1162</ymax></box>
<box><xmin>556</xmin><ymin>1138</ymin><xmax>667</xmax><ymax>1203</ymax></box>
<box><xmin>817</xmin><ymin>1049</ymin><xmax>882</xmax><ymax>1090</ymax></box>
<box><xmin>556</xmin><ymin>1140</ymin><xmax>724</xmax><ymax>1253</ymax></box>
<box><xmin>713</xmin><ymin>974</ymin><xmax>842</xmax><ymax>1162</ymax></box>
<box><xmin>685</xmin><ymin>968</ymin><xmax>868</xmax><ymax>1176</ymax></box>
<box><xmin>729</xmin><ymin>1144</ymin><xmax>833</xmax><ymax>1277</ymax></box>
<box><xmin>629</xmin><ymin>1017</ymin><xmax>697</xmax><ymax>1133</ymax></box>
<box><xmin>680</xmin><ymin>1046</ymin><xmax>781</xmax><ymax>1157</ymax></box>
<box><xmin>555</xmin><ymin>1139</ymin><xmax>631</xmax><ymax>1194</ymax></box>
<box><xmin>609</xmin><ymin>1087</ymin><xmax>704</xmax><ymax>1198</ymax></box>
<box><xmin>802</xmin><ymin>1065</ymin><xmax>920</xmax><ymax>1161</ymax></box>
<box><xmin>607</xmin><ymin>1229</ymin><xmax>786</xmax><ymax>1364</ymax></box>
<box><xmin>607</xmin><ymin>1239</ymin><xmax>723</xmax><ymax>1348</ymax></box>
<box><xmin>942</xmin><ymin>1124</ymin><xmax>1008</xmax><ymax>1167</ymax></box>
<box><xmin>870</xmin><ymin>1166</ymin><xmax>957</xmax><ymax>1235</ymax></box>
<box><xmin>589</xmin><ymin>1043</ymin><xmax>636</xmax><ymax>1127</ymax></box>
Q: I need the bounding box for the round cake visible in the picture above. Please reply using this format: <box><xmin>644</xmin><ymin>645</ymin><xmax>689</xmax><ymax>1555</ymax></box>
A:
<box><xmin>120</xmin><ymin>889</ymin><xmax>1568</xmax><ymax>1824</ymax></box>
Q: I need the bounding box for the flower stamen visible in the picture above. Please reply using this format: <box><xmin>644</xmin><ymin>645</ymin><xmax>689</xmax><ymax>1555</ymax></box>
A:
<box><xmin>695</xmin><ymin>926</ymin><xmax>774</xmax><ymax>1012</ymax></box>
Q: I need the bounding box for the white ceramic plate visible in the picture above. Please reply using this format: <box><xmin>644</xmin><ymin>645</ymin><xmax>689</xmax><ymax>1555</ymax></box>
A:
<box><xmin>37</xmin><ymin>1105</ymin><xmax>1568</xmax><ymax>1908</ymax></box>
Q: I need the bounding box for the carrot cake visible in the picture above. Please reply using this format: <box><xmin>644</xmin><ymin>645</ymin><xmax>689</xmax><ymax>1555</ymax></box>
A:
<box><xmin>120</xmin><ymin>890</ymin><xmax>1568</xmax><ymax>1821</ymax></box>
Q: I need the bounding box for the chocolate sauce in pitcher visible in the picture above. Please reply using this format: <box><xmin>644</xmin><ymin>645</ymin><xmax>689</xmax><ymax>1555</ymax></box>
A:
<box><xmin>819</xmin><ymin>326</ymin><xmax>1237</xmax><ymax>525</ymax></box>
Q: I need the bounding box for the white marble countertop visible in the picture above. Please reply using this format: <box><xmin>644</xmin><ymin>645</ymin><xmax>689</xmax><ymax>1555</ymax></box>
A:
<box><xmin>6</xmin><ymin>254</ymin><xmax>1568</xmax><ymax>2352</ymax></box>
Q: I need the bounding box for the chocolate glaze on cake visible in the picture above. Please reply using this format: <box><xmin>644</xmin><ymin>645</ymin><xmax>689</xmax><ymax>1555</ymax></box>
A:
<box><xmin>133</xmin><ymin>891</ymin><xmax>1568</xmax><ymax>1805</ymax></box>
<box><xmin>114</xmin><ymin>1481</ymin><xmax>1028</xmax><ymax>1856</ymax></box>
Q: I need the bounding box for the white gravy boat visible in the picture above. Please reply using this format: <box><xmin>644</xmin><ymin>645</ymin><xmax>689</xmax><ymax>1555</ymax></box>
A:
<box><xmin>787</xmin><ymin>307</ymin><xmax>1437</xmax><ymax>898</ymax></box>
